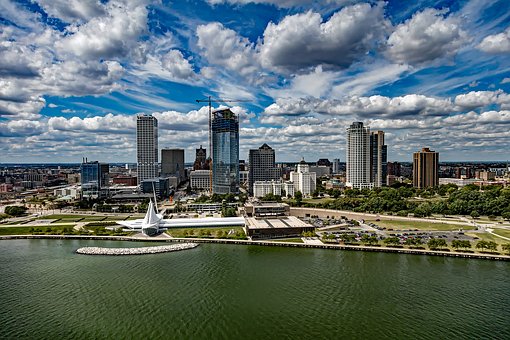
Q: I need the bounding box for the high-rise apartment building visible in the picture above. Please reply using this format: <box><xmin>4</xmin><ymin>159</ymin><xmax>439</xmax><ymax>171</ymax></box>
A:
<box><xmin>346</xmin><ymin>122</ymin><xmax>372</xmax><ymax>189</ymax></box>
<box><xmin>161</xmin><ymin>148</ymin><xmax>185</xmax><ymax>183</ymax></box>
<box><xmin>212</xmin><ymin>108</ymin><xmax>239</xmax><ymax>194</ymax></box>
<box><xmin>290</xmin><ymin>158</ymin><xmax>317</xmax><ymax>196</ymax></box>
<box><xmin>370</xmin><ymin>130</ymin><xmax>387</xmax><ymax>187</ymax></box>
<box><xmin>413</xmin><ymin>148</ymin><xmax>439</xmax><ymax>188</ymax></box>
<box><xmin>248</xmin><ymin>143</ymin><xmax>281</xmax><ymax>195</ymax></box>
<box><xmin>81</xmin><ymin>160</ymin><xmax>109</xmax><ymax>199</ymax></box>
<box><xmin>137</xmin><ymin>114</ymin><xmax>158</xmax><ymax>185</ymax></box>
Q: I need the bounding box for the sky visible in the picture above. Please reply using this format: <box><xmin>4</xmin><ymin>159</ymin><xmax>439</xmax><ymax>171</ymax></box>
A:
<box><xmin>0</xmin><ymin>0</ymin><xmax>509</xmax><ymax>164</ymax></box>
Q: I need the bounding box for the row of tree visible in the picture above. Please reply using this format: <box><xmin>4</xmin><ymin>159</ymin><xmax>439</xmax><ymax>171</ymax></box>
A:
<box><xmin>301</xmin><ymin>184</ymin><xmax>510</xmax><ymax>218</ymax></box>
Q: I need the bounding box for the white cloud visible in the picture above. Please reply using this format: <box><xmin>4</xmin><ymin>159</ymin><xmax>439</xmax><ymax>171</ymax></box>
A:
<box><xmin>264</xmin><ymin>94</ymin><xmax>454</xmax><ymax>118</ymax></box>
<box><xmin>57</xmin><ymin>0</ymin><xmax>148</xmax><ymax>60</ymax></box>
<box><xmin>478</xmin><ymin>27</ymin><xmax>510</xmax><ymax>54</ymax></box>
<box><xmin>196</xmin><ymin>22</ymin><xmax>258</xmax><ymax>76</ymax></box>
<box><xmin>259</xmin><ymin>3</ymin><xmax>389</xmax><ymax>72</ymax></box>
<box><xmin>502</xmin><ymin>78</ymin><xmax>510</xmax><ymax>84</ymax></box>
<box><xmin>386</xmin><ymin>8</ymin><xmax>468</xmax><ymax>64</ymax></box>
<box><xmin>35</xmin><ymin>0</ymin><xmax>105</xmax><ymax>23</ymax></box>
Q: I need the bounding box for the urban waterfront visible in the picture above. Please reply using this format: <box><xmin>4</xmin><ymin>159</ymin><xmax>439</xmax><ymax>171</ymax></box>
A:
<box><xmin>0</xmin><ymin>239</ymin><xmax>509</xmax><ymax>339</ymax></box>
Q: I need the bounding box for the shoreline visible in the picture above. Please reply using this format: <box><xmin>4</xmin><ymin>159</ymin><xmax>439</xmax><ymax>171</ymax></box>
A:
<box><xmin>1</xmin><ymin>234</ymin><xmax>509</xmax><ymax>261</ymax></box>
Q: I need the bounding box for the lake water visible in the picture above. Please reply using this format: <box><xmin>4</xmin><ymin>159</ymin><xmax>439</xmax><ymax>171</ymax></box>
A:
<box><xmin>0</xmin><ymin>239</ymin><xmax>509</xmax><ymax>339</ymax></box>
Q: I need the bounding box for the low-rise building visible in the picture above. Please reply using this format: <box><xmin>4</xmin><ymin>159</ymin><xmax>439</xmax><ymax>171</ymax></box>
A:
<box><xmin>190</xmin><ymin>170</ymin><xmax>211</xmax><ymax>191</ymax></box>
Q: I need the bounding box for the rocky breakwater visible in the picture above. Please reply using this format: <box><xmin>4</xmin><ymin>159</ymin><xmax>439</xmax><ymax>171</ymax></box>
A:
<box><xmin>76</xmin><ymin>243</ymin><xmax>199</xmax><ymax>255</ymax></box>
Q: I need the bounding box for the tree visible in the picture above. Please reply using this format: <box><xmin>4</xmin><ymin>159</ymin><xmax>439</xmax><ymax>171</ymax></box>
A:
<box><xmin>502</xmin><ymin>211</ymin><xmax>510</xmax><ymax>221</ymax></box>
<box><xmin>4</xmin><ymin>205</ymin><xmax>28</xmax><ymax>217</ymax></box>
<box><xmin>470</xmin><ymin>210</ymin><xmax>480</xmax><ymax>219</ymax></box>
<box><xmin>295</xmin><ymin>191</ymin><xmax>303</xmax><ymax>206</ymax></box>
<box><xmin>476</xmin><ymin>240</ymin><xmax>488</xmax><ymax>252</ymax></box>
<box><xmin>502</xmin><ymin>243</ymin><xmax>510</xmax><ymax>255</ymax></box>
<box><xmin>486</xmin><ymin>241</ymin><xmax>498</xmax><ymax>253</ymax></box>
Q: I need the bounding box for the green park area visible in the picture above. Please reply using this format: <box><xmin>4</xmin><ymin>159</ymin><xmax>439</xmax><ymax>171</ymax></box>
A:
<box><xmin>366</xmin><ymin>219</ymin><xmax>474</xmax><ymax>231</ymax></box>
<box><xmin>0</xmin><ymin>225</ymin><xmax>76</xmax><ymax>235</ymax></box>
<box><xmin>166</xmin><ymin>227</ymin><xmax>246</xmax><ymax>239</ymax></box>
<box><xmin>488</xmin><ymin>229</ymin><xmax>510</xmax><ymax>240</ymax></box>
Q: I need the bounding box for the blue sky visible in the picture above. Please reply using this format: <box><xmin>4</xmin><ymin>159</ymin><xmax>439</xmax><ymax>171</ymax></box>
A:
<box><xmin>1</xmin><ymin>0</ymin><xmax>510</xmax><ymax>163</ymax></box>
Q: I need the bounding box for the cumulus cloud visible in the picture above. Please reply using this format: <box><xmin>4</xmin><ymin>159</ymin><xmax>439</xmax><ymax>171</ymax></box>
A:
<box><xmin>57</xmin><ymin>0</ymin><xmax>148</xmax><ymax>60</ymax></box>
<box><xmin>478</xmin><ymin>27</ymin><xmax>510</xmax><ymax>54</ymax></box>
<box><xmin>259</xmin><ymin>3</ymin><xmax>389</xmax><ymax>72</ymax></box>
<box><xmin>386</xmin><ymin>8</ymin><xmax>468</xmax><ymax>64</ymax></box>
<box><xmin>264</xmin><ymin>94</ymin><xmax>454</xmax><ymax>118</ymax></box>
<box><xmin>196</xmin><ymin>22</ymin><xmax>258</xmax><ymax>76</ymax></box>
<box><xmin>36</xmin><ymin>0</ymin><xmax>105</xmax><ymax>23</ymax></box>
<box><xmin>454</xmin><ymin>90</ymin><xmax>510</xmax><ymax>109</ymax></box>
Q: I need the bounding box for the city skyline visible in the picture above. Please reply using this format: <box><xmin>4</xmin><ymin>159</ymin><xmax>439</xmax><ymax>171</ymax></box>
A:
<box><xmin>1</xmin><ymin>0</ymin><xmax>510</xmax><ymax>163</ymax></box>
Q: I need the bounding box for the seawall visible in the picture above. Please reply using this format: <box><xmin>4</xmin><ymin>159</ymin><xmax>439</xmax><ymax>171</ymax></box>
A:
<box><xmin>1</xmin><ymin>234</ymin><xmax>509</xmax><ymax>261</ymax></box>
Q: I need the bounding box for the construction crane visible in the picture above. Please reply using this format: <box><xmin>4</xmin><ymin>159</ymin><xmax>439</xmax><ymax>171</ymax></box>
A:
<box><xmin>195</xmin><ymin>96</ymin><xmax>251</xmax><ymax>193</ymax></box>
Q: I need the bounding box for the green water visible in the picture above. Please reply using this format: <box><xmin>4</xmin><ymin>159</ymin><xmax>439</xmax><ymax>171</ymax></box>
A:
<box><xmin>0</xmin><ymin>239</ymin><xmax>509</xmax><ymax>339</ymax></box>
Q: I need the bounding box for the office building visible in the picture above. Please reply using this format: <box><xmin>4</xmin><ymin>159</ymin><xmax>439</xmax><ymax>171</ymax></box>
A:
<box><xmin>161</xmin><ymin>148</ymin><xmax>185</xmax><ymax>183</ymax></box>
<box><xmin>81</xmin><ymin>160</ymin><xmax>109</xmax><ymax>199</ymax></box>
<box><xmin>248</xmin><ymin>143</ymin><xmax>281</xmax><ymax>194</ymax></box>
<box><xmin>141</xmin><ymin>177</ymin><xmax>170</xmax><ymax>198</ymax></box>
<box><xmin>290</xmin><ymin>158</ymin><xmax>316</xmax><ymax>196</ymax></box>
<box><xmin>190</xmin><ymin>170</ymin><xmax>211</xmax><ymax>190</ymax></box>
<box><xmin>194</xmin><ymin>145</ymin><xmax>209</xmax><ymax>170</ymax></box>
<box><xmin>413</xmin><ymin>148</ymin><xmax>439</xmax><ymax>188</ymax></box>
<box><xmin>370</xmin><ymin>130</ymin><xmax>387</xmax><ymax>187</ymax></box>
<box><xmin>212</xmin><ymin>108</ymin><xmax>239</xmax><ymax>194</ymax></box>
<box><xmin>332</xmin><ymin>159</ymin><xmax>341</xmax><ymax>174</ymax></box>
<box><xmin>346</xmin><ymin>122</ymin><xmax>373</xmax><ymax>189</ymax></box>
<box><xmin>137</xmin><ymin>114</ymin><xmax>158</xmax><ymax>185</ymax></box>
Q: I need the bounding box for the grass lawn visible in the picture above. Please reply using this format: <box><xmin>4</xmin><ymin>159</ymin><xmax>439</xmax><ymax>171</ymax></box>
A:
<box><xmin>366</xmin><ymin>219</ymin><xmax>474</xmax><ymax>231</ymax></box>
<box><xmin>0</xmin><ymin>225</ymin><xmax>76</xmax><ymax>235</ymax></box>
<box><xmin>302</xmin><ymin>198</ymin><xmax>335</xmax><ymax>205</ymax></box>
<box><xmin>490</xmin><ymin>228</ymin><xmax>510</xmax><ymax>239</ymax></box>
<box><xmin>38</xmin><ymin>214</ymin><xmax>91</xmax><ymax>220</ymax></box>
<box><xmin>166</xmin><ymin>227</ymin><xmax>246</xmax><ymax>239</ymax></box>
<box><xmin>465</xmin><ymin>232</ymin><xmax>509</xmax><ymax>246</ymax></box>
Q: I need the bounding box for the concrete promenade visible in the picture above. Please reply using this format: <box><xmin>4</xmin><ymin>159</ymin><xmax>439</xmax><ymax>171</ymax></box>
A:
<box><xmin>1</xmin><ymin>234</ymin><xmax>509</xmax><ymax>261</ymax></box>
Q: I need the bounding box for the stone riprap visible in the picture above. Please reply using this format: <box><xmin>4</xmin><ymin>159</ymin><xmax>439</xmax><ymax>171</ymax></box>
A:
<box><xmin>76</xmin><ymin>243</ymin><xmax>198</xmax><ymax>255</ymax></box>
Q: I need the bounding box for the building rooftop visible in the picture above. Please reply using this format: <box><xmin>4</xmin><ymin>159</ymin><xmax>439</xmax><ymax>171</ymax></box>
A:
<box><xmin>245</xmin><ymin>216</ymin><xmax>311</xmax><ymax>230</ymax></box>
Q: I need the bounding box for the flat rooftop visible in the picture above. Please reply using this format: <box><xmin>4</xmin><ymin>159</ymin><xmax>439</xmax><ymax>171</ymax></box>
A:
<box><xmin>245</xmin><ymin>216</ymin><xmax>311</xmax><ymax>230</ymax></box>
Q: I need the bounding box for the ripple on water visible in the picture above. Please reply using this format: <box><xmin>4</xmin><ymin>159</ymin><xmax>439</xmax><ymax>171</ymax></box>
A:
<box><xmin>0</xmin><ymin>239</ymin><xmax>509</xmax><ymax>339</ymax></box>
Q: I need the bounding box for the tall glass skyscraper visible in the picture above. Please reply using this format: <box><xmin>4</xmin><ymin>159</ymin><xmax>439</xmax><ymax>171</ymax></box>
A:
<box><xmin>370</xmin><ymin>130</ymin><xmax>387</xmax><ymax>187</ymax></box>
<box><xmin>212</xmin><ymin>108</ymin><xmax>239</xmax><ymax>194</ymax></box>
<box><xmin>81</xmin><ymin>160</ymin><xmax>109</xmax><ymax>199</ymax></box>
<box><xmin>137</xmin><ymin>114</ymin><xmax>158</xmax><ymax>185</ymax></box>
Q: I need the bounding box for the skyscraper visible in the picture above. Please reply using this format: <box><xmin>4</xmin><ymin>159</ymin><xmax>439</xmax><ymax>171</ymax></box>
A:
<box><xmin>137</xmin><ymin>114</ymin><xmax>158</xmax><ymax>185</ymax></box>
<box><xmin>161</xmin><ymin>149</ymin><xmax>185</xmax><ymax>183</ymax></box>
<box><xmin>212</xmin><ymin>108</ymin><xmax>239</xmax><ymax>194</ymax></box>
<box><xmin>81</xmin><ymin>160</ymin><xmax>109</xmax><ymax>199</ymax></box>
<box><xmin>346</xmin><ymin>122</ymin><xmax>372</xmax><ymax>189</ymax></box>
<box><xmin>413</xmin><ymin>148</ymin><xmax>439</xmax><ymax>188</ymax></box>
<box><xmin>248</xmin><ymin>143</ymin><xmax>281</xmax><ymax>195</ymax></box>
<box><xmin>370</xmin><ymin>130</ymin><xmax>387</xmax><ymax>187</ymax></box>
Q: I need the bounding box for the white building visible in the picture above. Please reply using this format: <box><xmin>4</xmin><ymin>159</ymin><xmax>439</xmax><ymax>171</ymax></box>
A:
<box><xmin>346</xmin><ymin>122</ymin><xmax>373</xmax><ymax>189</ymax></box>
<box><xmin>137</xmin><ymin>114</ymin><xmax>158</xmax><ymax>185</ymax></box>
<box><xmin>54</xmin><ymin>186</ymin><xmax>81</xmax><ymax>200</ymax></box>
<box><xmin>290</xmin><ymin>158</ymin><xmax>317</xmax><ymax>196</ymax></box>
<box><xmin>240</xmin><ymin>170</ymin><xmax>249</xmax><ymax>187</ymax></box>
<box><xmin>253</xmin><ymin>180</ymin><xmax>282</xmax><ymax>198</ymax></box>
<box><xmin>284</xmin><ymin>181</ymin><xmax>295</xmax><ymax>197</ymax></box>
<box><xmin>190</xmin><ymin>170</ymin><xmax>211</xmax><ymax>191</ymax></box>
